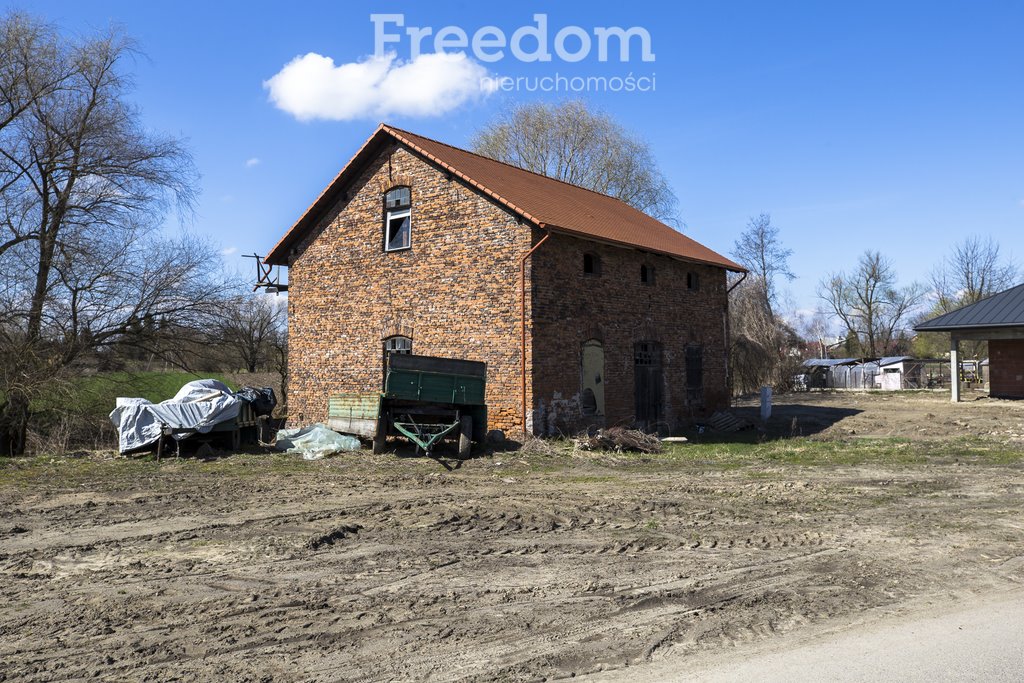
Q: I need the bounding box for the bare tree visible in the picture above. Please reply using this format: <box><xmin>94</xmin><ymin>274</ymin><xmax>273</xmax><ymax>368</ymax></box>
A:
<box><xmin>0</xmin><ymin>14</ymin><xmax>223</xmax><ymax>454</ymax></box>
<box><xmin>931</xmin><ymin>236</ymin><xmax>1017</xmax><ymax>312</ymax></box>
<box><xmin>732</xmin><ymin>213</ymin><xmax>795</xmax><ymax>321</ymax></box>
<box><xmin>217</xmin><ymin>294</ymin><xmax>285</xmax><ymax>373</ymax></box>
<box><xmin>727</xmin><ymin>214</ymin><xmax>798</xmax><ymax>392</ymax></box>
<box><xmin>267</xmin><ymin>308</ymin><xmax>288</xmax><ymax>411</ymax></box>
<box><xmin>916</xmin><ymin>236</ymin><xmax>1019</xmax><ymax>360</ymax></box>
<box><xmin>472</xmin><ymin>100</ymin><xmax>679</xmax><ymax>223</ymax></box>
<box><xmin>820</xmin><ymin>251</ymin><xmax>925</xmax><ymax>357</ymax></box>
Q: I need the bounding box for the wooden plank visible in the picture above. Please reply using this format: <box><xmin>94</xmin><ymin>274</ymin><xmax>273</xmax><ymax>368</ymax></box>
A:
<box><xmin>327</xmin><ymin>416</ymin><xmax>378</xmax><ymax>439</ymax></box>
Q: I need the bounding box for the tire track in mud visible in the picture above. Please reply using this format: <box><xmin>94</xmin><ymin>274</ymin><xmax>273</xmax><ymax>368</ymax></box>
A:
<box><xmin>3</xmin><ymin>445</ymin><xmax>1023</xmax><ymax>682</ymax></box>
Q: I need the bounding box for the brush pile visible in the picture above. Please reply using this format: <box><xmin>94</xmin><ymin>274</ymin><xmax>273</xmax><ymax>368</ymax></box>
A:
<box><xmin>519</xmin><ymin>436</ymin><xmax>561</xmax><ymax>457</ymax></box>
<box><xmin>573</xmin><ymin>427</ymin><xmax>662</xmax><ymax>454</ymax></box>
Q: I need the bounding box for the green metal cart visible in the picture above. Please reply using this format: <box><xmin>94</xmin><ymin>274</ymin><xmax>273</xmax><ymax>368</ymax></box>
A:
<box><xmin>328</xmin><ymin>354</ymin><xmax>487</xmax><ymax>458</ymax></box>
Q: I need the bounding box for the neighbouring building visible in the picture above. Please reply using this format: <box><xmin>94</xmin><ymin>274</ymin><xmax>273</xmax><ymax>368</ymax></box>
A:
<box><xmin>802</xmin><ymin>356</ymin><xmax>950</xmax><ymax>391</ymax></box>
<box><xmin>915</xmin><ymin>283</ymin><xmax>1024</xmax><ymax>401</ymax></box>
<box><xmin>264</xmin><ymin>124</ymin><xmax>745</xmax><ymax>435</ymax></box>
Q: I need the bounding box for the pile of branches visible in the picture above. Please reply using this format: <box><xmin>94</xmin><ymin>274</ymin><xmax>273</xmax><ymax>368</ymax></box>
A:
<box><xmin>574</xmin><ymin>427</ymin><xmax>662</xmax><ymax>454</ymax></box>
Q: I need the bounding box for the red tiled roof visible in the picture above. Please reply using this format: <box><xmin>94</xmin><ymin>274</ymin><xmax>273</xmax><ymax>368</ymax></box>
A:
<box><xmin>266</xmin><ymin>124</ymin><xmax>745</xmax><ymax>271</ymax></box>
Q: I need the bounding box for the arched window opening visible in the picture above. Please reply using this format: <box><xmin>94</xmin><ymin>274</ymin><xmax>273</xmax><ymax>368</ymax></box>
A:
<box><xmin>384</xmin><ymin>335</ymin><xmax>412</xmax><ymax>355</ymax></box>
<box><xmin>685</xmin><ymin>344</ymin><xmax>704</xmax><ymax>404</ymax></box>
<box><xmin>382</xmin><ymin>335</ymin><xmax>412</xmax><ymax>382</ymax></box>
<box><xmin>581</xmin><ymin>339</ymin><xmax>605</xmax><ymax>416</ymax></box>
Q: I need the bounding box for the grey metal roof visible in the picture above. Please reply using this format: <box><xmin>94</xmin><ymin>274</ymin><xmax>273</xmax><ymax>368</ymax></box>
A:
<box><xmin>803</xmin><ymin>358</ymin><xmax>859</xmax><ymax>367</ymax></box>
<box><xmin>915</xmin><ymin>283</ymin><xmax>1024</xmax><ymax>331</ymax></box>
<box><xmin>878</xmin><ymin>356</ymin><xmax>914</xmax><ymax>367</ymax></box>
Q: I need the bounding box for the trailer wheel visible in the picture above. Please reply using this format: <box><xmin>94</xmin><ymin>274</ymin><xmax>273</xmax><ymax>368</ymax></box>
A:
<box><xmin>458</xmin><ymin>415</ymin><xmax>473</xmax><ymax>459</ymax></box>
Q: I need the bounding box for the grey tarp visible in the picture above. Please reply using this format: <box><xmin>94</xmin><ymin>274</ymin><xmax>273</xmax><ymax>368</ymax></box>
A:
<box><xmin>109</xmin><ymin>379</ymin><xmax>241</xmax><ymax>453</ymax></box>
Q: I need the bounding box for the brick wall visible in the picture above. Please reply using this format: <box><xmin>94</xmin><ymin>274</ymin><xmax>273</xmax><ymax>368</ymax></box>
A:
<box><xmin>285</xmin><ymin>142</ymin><xmax>733</xmax><ymax>437</ymax></box>
<box><xmin>530</xmin><ymin>232</ymin><xmax>730</xmax><ymax>433</ymax></box>
<box><xmin>989</xmin><ymin>339</ymin><xmax>1024</xmax><ymax>399</ymax></box>
<box><xmin>287</xmin><ymin>144</ymin><xmax>531</xmax><ymax>433</ymax></box>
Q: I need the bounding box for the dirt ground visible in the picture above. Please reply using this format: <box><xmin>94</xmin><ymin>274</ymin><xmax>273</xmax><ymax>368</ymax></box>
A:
<box><xmin>1</xmin><ymin>391</ymin><xmax>1023</xmax><ymax>682</ymax></box>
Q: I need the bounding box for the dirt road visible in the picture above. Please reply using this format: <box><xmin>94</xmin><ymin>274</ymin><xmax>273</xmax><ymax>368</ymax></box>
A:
<box><xmin>1</xmin><ymin>391</ymin><xmax>1022</xmax><ymax>681</ymax></box>
<box><xmin>599</xmin><ymin>590</ymin><xmax>1024</xmax><ymax>682</ymax></box>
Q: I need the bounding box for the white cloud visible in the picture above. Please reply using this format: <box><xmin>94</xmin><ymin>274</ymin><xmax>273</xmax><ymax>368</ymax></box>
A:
<box><xmin>221</xmin><ymin>246</ymin><xmax>238</xmax><ymax>256</ymax></box>
<box><xmin>263</xmin><ymin>51</ymin><xmax>494</xmax><ymax>122</ymax></box>
<box><xmin>245</xmin><ymin>157</ymin><xmax>261</xmax><ymax>168</ymax></box>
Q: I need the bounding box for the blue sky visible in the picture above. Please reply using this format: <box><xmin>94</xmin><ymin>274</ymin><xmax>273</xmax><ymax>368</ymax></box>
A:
<box><xmin>18</xmin><ymin>1</ymin><xmax>1024</xmax><ymax>321</ymax></box>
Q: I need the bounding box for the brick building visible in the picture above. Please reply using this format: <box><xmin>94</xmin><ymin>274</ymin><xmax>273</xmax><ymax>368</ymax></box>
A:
<box><xmin>265</xmin><ymin>124</ymin><xmax>745</xmax><ymax>435</ymax></box>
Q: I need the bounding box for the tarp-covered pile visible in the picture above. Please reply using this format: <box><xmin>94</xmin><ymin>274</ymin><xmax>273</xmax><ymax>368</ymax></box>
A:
<box><xmin>109</xmin><ymin>379</ymin><xmax>278</xmax><ymax>454</ymax></box>
<box><xmin>274</xmin><ymin>424</ymin><xmax>360</xmax><ymax>460</ymax></box>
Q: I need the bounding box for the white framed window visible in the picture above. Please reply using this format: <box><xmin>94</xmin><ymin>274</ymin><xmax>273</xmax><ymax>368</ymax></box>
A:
<box><xmin>384</xmin><ymin>187</ymin><xmax>411</xmax><ymax>252</ymax></box>
<box><xmin>384</xmin><ymin>335</ymin><xmax>412</xmax><ymax>355</ymax></box>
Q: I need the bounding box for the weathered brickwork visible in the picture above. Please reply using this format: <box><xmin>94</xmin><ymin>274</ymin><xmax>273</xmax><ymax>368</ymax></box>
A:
<box><xmin>989</xmin><ymin>339</ymin><xmax>1024</xmax><ymax>399</ymax></box>
<box><xmin>287</xmin><ymin>144</ymin><xmax>531</xmax><ymax>433</ymax></box>
<box><xmin>530</xmin><ymin>233</ymin><xmax>730</xmax><ymax>433</ymax></box>
<box><xmin>286</xmin><ymin>141</ymin><xmax>732</xmax><ymax>436</ymax></box>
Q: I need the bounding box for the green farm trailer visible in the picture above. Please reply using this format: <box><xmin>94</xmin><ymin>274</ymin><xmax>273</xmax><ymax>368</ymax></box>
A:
<box><xmin>328</xmin><ymin>354</ymin><xmax>487</xmax><ymax>458</ymax></box>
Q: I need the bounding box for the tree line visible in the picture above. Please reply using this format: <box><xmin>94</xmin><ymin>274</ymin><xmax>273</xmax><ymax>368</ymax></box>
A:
<box><xmin>728</xmin><ymin>218</ymin><xmax>1018</xmax><ymax>395</ymax></box>
<box><xmin>0</xmin><ymin>13</ymin><xmax>286</xmax><ymax>454</ymax></box>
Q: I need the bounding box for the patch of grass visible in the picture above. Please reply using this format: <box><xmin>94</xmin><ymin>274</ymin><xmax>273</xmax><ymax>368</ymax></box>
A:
<box><xmin>602</xmin><ymin>435</ymin><xmax>1023</xmax><ymax>471</ymax></box>
<box><xmin>40</xmin><ymin>371</ymin><xmax>237</xmax><ymax>421</ymax></box>
<box><xmin>0</xmin><ymin>452</ymin><xmax>158</xmax><ymax>487</ymax></box>
<box><xmin>194</xmin><ymin>452</ymin><xmax>321</xmax><ymax>476</ymax></box>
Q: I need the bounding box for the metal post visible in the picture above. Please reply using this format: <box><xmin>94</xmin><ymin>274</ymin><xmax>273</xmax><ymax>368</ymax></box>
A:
<box><xmin>950</xmin><ymin>335</ymin><xmax>961</xmax><ymax>403</ymax></box>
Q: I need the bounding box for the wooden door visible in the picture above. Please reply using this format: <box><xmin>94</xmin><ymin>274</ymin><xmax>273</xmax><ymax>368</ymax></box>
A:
<box><xmin>634</xmin><ymin>341</ymin><xmax>663</xmax><ymax>431</ymax></box>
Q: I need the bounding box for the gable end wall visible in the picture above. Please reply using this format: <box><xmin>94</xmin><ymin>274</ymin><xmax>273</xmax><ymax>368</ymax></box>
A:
<box><xmin>286</xmin><ymin>145</ymin><xmax>531</xmax><ymax>433</ymax></box>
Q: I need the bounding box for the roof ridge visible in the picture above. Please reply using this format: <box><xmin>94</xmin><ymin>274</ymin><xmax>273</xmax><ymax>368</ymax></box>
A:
<box><xmin>381</xmin><ymin>123</ymin><xmax>677</xmax><ymax>223</ymax></box>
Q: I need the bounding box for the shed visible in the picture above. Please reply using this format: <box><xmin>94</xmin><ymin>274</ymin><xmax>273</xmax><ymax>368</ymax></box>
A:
<box><xmin>914</xmin><ymin>283</ymin><xmax>1024</xmax><ymax>401</ymax></box>
<box><xmin>803</xmin><ymin>358</ymin><xmax>861</xmax><ymax>389</ymax></box>
<box><xmin>876</xmin><ymin>356</ymin><xmax>914</xmax><ymax>390</ymax></box>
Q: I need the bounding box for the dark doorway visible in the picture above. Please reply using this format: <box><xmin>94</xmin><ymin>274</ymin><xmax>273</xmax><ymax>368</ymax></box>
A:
<box><xmin>634</xmin><ymin>341</ymin><xmax>663</xmax><ymax>431</ymax></box>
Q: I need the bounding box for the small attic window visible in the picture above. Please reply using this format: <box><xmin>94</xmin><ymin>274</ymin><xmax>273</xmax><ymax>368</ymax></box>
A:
<box><xmin>583</xmin><ymin>252</ymin><xmax>601</xmax><ymax>276</ymax></box>
<box><xmin>640</xmin><ymin>264</ymin><xmax>655</xmax><ymax>285</ymax></box>
<box><xmin>687</xmin><ymin>272</ymin><xmax>700</xmax><ymax>291</ymax></box>
<box><xmin>384</xmin><ymin>186</ymin><xmax>411</xmax><ymax>252</ymax></box>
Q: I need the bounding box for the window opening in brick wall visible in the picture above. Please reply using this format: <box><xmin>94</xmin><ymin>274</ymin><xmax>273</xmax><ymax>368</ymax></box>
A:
<box><xmin>685</xmin><ymin>344</ymin><xmax>704</xmax><ymax>404</ymax></box>
<box><xmin>583</xmin><ymin>252</ymin><xmax>601</xmax><ymax>276</ymax></box>
<box><xmin>686</xmin><ymin>271</ymin><xmax>700</xmax><ymax>290</ymax></box>
<box><xmin>384</xmin><ymin>335</ymin><xmax>412</xmax><ymax>355</ymax></box>
<box><xmin>640</xmin><ymin>264</ymin><xmax>655</xmax><ymax>285</ymax></box>
<box><xmin>581</xmin><ymin>339</ymin><xmax>605</xmax><ymax>416</ymax></box>
<box><xmin>384</xmin><ymin>186</ymin><xmax>411</xmax><ymax>252</ymax></box>
<box><xmin>382</xmin><ymin>335</ymin><xmax>412</xmax><ymax>384</ymax></box>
